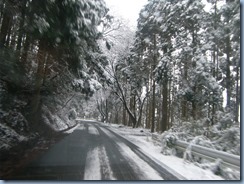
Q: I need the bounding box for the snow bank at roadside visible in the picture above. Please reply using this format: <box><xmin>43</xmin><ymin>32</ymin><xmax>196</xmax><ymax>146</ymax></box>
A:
<box><xmin>0</xmin><ymin>108</ymin><xmax>37</xmax><ymax>153</ymax></box>
<box><xmin>107</xmin><ymin>123</ymin><xmax>225</xmax><ymax>180</ymax></box>
<box><xmin>0</xmin><ymin>123</ymin><xmax>28</xmax><ymax>150</ymax></box>
<box><xmin>41</xmin><ymin>105</ymin><xmax>77</xmax><ymax>132</ymax></box>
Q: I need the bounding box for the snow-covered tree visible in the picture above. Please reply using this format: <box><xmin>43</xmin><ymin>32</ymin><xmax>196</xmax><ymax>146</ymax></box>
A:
<box><xmin>0</xmin><ymin>0</ymin><xmax>110</xmax><ymax>134</ymax></box>
<box><xmin>131</xmin><ymin>0</ymin><xmax>240</xmax><ymax>134</ymax></box>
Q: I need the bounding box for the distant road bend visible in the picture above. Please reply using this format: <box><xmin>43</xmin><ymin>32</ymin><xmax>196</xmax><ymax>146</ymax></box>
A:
<box><xmin>9</xmin><ymin>120</ymin><xmax>183</xmax><ymax>180</ymax></box>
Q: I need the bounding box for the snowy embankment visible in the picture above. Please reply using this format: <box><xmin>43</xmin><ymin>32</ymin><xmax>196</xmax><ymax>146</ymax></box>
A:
<box><xmin>0</xmin><ymin>109</ymin><xmax>36</xmax><ymax>155</ymax></box>
<box><xmin>0</xmin><ymin>123</ymin><xmax>28</xmax><ymax>151</ymax></box>
<box><xmin>41</xmin><ymin>105</ymin><xmax>78</xmax><ymax>132</ymax></box>
<box><xmin>106</xmin><ymin>123</ymin><xmax>229</xmax><ymax>180</ymax></box>
<box><xmin>0</xmin><ymin>105</ymin><xmax>78</xmax><ymax>156</ymax></box>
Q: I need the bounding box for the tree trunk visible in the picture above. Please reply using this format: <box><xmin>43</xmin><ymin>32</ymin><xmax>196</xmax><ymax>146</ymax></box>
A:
<box><xmin>10</xmin><ymin>28</ymin><xmax>16</xmax><ymax>49</ymax></box>
<box><xmin>136</xmin><ymin>95</ymin><xmax>148</xmax><ymax>128</ymax></box>
<box><xmin>0</xmin><ymin>0</ymin><xmax>6</xmax><ymax>21</ymax></box>
<box><xmin>5</xmin><ymin>22</ymin><xmax>12</xmax><ymax>47</ymax></box>
<box><xmin>20</xmin><ymin>34</ymin><xmax>31</xmax><ymax>66</ymax></box>
<box><xmin>105</xmin><ymin>99</ymin><xmax>108</xmax><ymax>122</ymax></box>
<box><xmin>16</xmin><ymin>0</ymin><xmax>27</xmax><ymax>52</ymax></box>
<box><xmin>96</xmin><ymin>99</ymin><xmax>105</xmax><ymax>122</ymax></box>
<box><xmin>210</xmin><ymin>0</ymin><xmax>219</xmax><ymax>125</ymax></box>
<box><xmin>181</xmin><ymin>99</ymin><xmax>187</xmax><ymax>120</ymax></box>
<box><xmin>235</xmin><ymin>59</ymin><xmax>240</xmax><ymax>122</ymax></box>
<box><xmin>29</xmin><ymin>38</ymin><xmax>47</xmax><ymax>128</ymax></box>
<box><xmin>167</xmin><ymin>80</ymin><xmax>174</xmax><ymax>130</ymax></box>
<box><xmin>151</xmin><ymin>34</ymin><xmax>157</xmax><ymax>133</ymax></box>
<box><xmin>181</xmin><ymin>57</ymin><xmax>188</xmax><ymax>120</ymax></box>
<box><xmin>126</xmin><ymin>99</ymin><xmax>136</xmax><ymax>128</ymax></box>
<box><xmin>161</xmin><ymin>79</ymin><xmax>168</xmax><ymax>132</ymax></box>
<box><xmin>130</xmin><ymin>95</ymin><xmax>136</xmax><ymax>128</ymax></box>
<box><xmin>145</xmin><ymin>97</ymin><xmax>150</xmax><ymax>129</ymax></box>
<box><xmin>0</xmin><ymin>4</ymin><xmax>12</xmax><ymax>48</ymax></box>
<box><xmin>192</xmin><ymin>86</ymin><xmax>197</xmax><ymax>120</ymax></box>
<box><xmin>170</xmin><ymin>97</ymin><xmax>174</xmax><ymax>127</ymax></box>
<box><xmin>114</xmin><ymin>75</ymin><xmax>137</xmax><ymax>128</ymax></box>
<box><xmin>123</xmin><ymin>106</ymin><xmax>127</xmax><ymax>125</ymax></box>
<box><xmin>226</xmin><ymin>34</ymin><xmax>231</xmax><ymax>108</ymax></box>
<box><xmin>192</xmin><ymin>101</ymin><xmax>197</xmax><ymax>120</ymax></box>
<box><xmin>128</xmin><ymin>96</ymin><xmax>133</xmax><ymax>126</ymax></box>
<box><xmin>156</xmin><ymin>97</ymin><xmax>161</xmax><ymax>132</ymax></box>
<box><xmin>151</xmin><ymin>79</ymin><xmax>156</xmax><ymax>132</ymax></box>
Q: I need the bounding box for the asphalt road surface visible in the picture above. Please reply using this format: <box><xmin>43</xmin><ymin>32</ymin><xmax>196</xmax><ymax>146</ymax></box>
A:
<box><xmin>9</xmin><ymin>120</ymin><xmax>181</xmax><ymax>180</ymax></box>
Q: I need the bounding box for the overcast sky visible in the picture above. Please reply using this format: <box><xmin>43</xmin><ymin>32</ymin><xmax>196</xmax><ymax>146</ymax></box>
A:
<box><xmin>104</xmin><ymin>0</ymin><xmax>148</xmax><ymax>28</ymax></box>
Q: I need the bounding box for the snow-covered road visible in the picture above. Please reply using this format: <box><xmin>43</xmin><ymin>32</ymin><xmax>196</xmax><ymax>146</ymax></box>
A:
<box><xmin>9</xmin><ymin>121</ymin><xmax>182</xmax><ymax>180</ymax></box>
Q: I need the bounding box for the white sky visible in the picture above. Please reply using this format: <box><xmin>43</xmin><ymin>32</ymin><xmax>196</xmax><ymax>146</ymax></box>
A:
<box><xmin>104</xmin><ymin>0</ymin><xmax>148</xmax><ymax>28</ymax></box>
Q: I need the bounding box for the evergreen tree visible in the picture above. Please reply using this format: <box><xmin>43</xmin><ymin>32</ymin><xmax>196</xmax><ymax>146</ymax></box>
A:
<box><xmin>0</xmin><ymin>0</ymin><xmax>110</xmax><ymax>132</ymax></box>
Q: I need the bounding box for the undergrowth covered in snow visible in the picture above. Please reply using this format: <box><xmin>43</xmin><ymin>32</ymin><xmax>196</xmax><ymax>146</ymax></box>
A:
<box><xmin>0</xmin><ymin>81</ymin><xmax>79</xmax><ymax>155</ymax></box>
<box><xmin>159</xmin><ymin>112</ymin><xmax>240</xmax><ymax>180</ymax></box>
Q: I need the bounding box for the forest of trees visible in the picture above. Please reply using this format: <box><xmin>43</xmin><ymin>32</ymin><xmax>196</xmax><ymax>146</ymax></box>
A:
<box><xmin>0</xmin><ymin>0</ymin><xmax>240</xmax><ymax>180</ymax></box>
<box><xmin>0</xmin><ymin>0</ymin><xmax>111</xmax><ymax>135</ymax></box>
<box><xmin>95</xmin><ymin>0</ymin><xmax>240</xmax><ymax>135</ymax></box>
<box><xmin>0</xmin><ymin>0</ymin><xmax>240</xmax><ymax>154</ymax></box>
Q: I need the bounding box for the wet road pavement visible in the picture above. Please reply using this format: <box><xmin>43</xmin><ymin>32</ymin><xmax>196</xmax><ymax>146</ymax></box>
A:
<box><xmin>8</xmin><ymin>120</ymin><xmax>180</xmax><ymax>180</ymax></box>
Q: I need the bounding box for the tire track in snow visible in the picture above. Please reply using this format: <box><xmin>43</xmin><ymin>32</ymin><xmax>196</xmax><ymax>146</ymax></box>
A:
<box><xmin>99</xmin><ymin>126</ymin><xmax>163</xmax><ymax>180</ymax></box>
<box><xmin>84</xmin><ymin>124</ymin><xmax>115</xmax><ymax>180</ymax></box>
<box><xmin>84</xmin><ymin>147</ymin><xmax>101</xmax><ymax>180</ymax></box>
<box><xmin>83</xmin><ymin>146</ymin><xmax>115</xmax><ymax>180</ymax></box>
<box><xmin>99</xmin><ymin>124</ymin><xmax>181</xmax><ymax>180</ymax></box>
<box><xmin>94</xmin><ymin>124</ymin><xmax>140</xmax><ymax>180</ymax></box>
<box><xmin>87</xmin><ymin>124</ymin><xmax>100</xmax><ymax>135</ymax></box>
<box><xmin>99</xmin><ymin>146</ymin><xmax>116</xmax><ymax>180</ymax></box>
<box><xmin>117</xmin><ymin>142</ymin><xmax>163</xmax><ymax>180</ymax></box>
<box><xmin>76</xmin><ymin>124</ymin><xmax>85</xmax><ymax>130</ymax></box>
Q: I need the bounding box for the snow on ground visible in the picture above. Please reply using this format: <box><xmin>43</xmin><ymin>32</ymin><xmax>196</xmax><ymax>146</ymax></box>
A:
<box><xmin>0</xmin><ymin>123</ymin><xmax>28</xmax><ymax>150</ymax></box>
<box><xmin>88</xmin><ymin>124</ymin><xmax>100</xmax><ymax>135</ymax></box>
<box><xmin>98</xmin><ymin>146</ymin><xmax>116</xmax><ymax>180</ymax></box>
<box><xmin>64</xmin><ymin>123</ymin><xmax>81</xmax><ymax>133</ymax></box>
<box><xmin>99</xmin><ymin>126</ymin><xmax>163</xmax><ymax>180</ymax></box>
<box><xmin>84</xmin><ymin>145</ymin><xmax>115</xmax><ymax>180</ymax></box>
<box><xmin>106</xmin><ymin>123</ymin><xmax>224</xmax><ymax>180</ymax></box>
<box><xmin>84</xmin><ymin>147</ymin><xmax>101</xmax><ymax>180</ymax></box>
<box><xmin>117</xmin><ymin>142</ymin><xmax>163</xmax><ymax>180</ymax></box>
